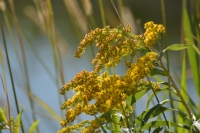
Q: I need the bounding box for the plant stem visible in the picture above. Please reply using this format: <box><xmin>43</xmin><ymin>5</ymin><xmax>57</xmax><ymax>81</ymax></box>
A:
<box><xmin>111</xmin><ymin>0</ymin><xmax>125</xmax><ymax>28</ymax></box>
<box><xmin>0</xmin><ymin>75</ymin><xmax>11</xmax><ymax>133</ymax></box>
<box><xmin>160</xmin><ymin>0</ymin><xmax>177</xmax><ymax>125</ymax></box>
<box><xmin>8</xmin><ymin>0</ymin><xmax>36</xmax><ymax>132</ymax></box>
<box><xmin>0</xmin><ymin>20</ymin><xmax>23</xmax><ymax>133</ymax></box>
<box><xmin>120</xmin><ymin>103</ymin><xmax>130</xmax><ymax>132</ymax></box>
<box><xmin>98</xmin><ymin>0</ymin><xmax>106</xmax><ymax>27</ymax></box>
<box><xmin>159</xmin><ymin>59</ymin><xmax>193</xmax><ymax>121</ymax></box>
<box><xmin>146</xmin><ymin>76</ymin><xmax>169</xmax><ymax>129</ymax></box>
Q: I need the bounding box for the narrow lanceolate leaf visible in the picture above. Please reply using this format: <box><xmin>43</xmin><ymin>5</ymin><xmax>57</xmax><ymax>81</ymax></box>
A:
<box><xmin>0</xmin><ymin>108</ymin><xmax>7</xmax><ymax>123</ymax></box>
<box><xmin>182</xmin><ymin>0</ymin><xmax>200</xmax><ymax>98</ymax></box>
<box><xmin>164</xmin><ymin>44</ymin><xmax>191</xmax><ymax>51</ymax></box>
<box><xmin>152</xmin><ymin>126</ymin><xmax>163</xmax><ymax>133</ymax></box>
<box><xmin>94</xmin><ymin>115</ymin><xmax>107</xmax><ymax>133</ymax></box>
<box><xmin>128</xmin><ymin>84</ymin><xmax>152</xmax><ymax>106</ymax></box>
<box><xmin>15</xmin><ymin>109</ymin><xmax>24</xmax><ymax>133</ymax></box>
<box><xmin>178</xmin><ymin>50</ymin><xmax>187</xmax><ymax>133</ymax></box>
<box><xmin>29</xmin><ymin>119</ymin><xmax>40</xmax><ymax>133</ymax></box>
<box><xmin>159</xmin><ymin>44</ymin><xmax>192</xmax><ymax>59</ymax></box>
<box><xmin>146</xmin><ymin>87</ymin><xmax>178</xmax><ymax>109</ymax></box>
<box><xmin>136</xmin><ymin>120</ymin><xmax>192</xmax><ymax>132</ymax></box>
<box><xmin>134</xmin><ymin>99</ymin><xmax>183</xmax><ymax>127</ymax></box>
<box><xmin>150</xmin><ymin>68</ymin><xmax>167</xmax><ymax>76</ymax></box>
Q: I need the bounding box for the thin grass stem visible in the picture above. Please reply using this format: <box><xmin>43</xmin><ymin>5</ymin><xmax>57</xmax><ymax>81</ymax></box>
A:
<box><xmin>21</xmin><ymin>30</ymin><xmax>56</xmax><ymax>84</ymax></box>
<box><xmin>8</xmin><ymin>0</ymin><xmax>36</xmax><ymax>132</ymax></box>
<box><xmin>45</xmin><ymin>0</ymin><xmax>65</xmax><ymax>117</ymax></box>
<box><xmin>120</xmin><ymin>103</ymin><xmax>130</xmax><ymax>132</ymax></box>
<box><xmin>98</xmin><ymin>0</ymin><xmax>106</xmax><ymax>27</ymax></box>
<box><xmin>111</xmin><ymin>0</ymin><xmax>125</xmax><ymax>28</ymax></box>
<box><xmin>160</xmin><ymin>0</ymin><xmax>177</xmax><ymax>125</ymax></box>
<box><xmin>159</xmin><ymin>59</ymin><xmax>193</xmax><ymax>121</ymax></box>
<box><xmin>117</xmin><ymin>0</ymin><xmax>123</xmax><ymax>21</ymax></box>
<box><xmin>63</xmin><ymin>0</ymin><xmax>84</xmax><ymax>40</ymax></box>
<box><xmin>0</xmin><ymin>20</ymin><xmax>24</xmax><ymax>133</ymax></box>
<box><xmin>146</xmin><ymin>76</ymin><xmax>169</xmax><ymax>129</ymax></box>
<box><xmin>0</xmin><ymin>75</ymin><xmax>11</xmax><ymax>133</ymax></box>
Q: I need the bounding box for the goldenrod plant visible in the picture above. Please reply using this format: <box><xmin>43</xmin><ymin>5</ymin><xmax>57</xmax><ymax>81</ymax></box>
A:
<box><xmin>57</xmin><ymin>21</ymin><xmax>199</xmax><ymax>133</ymax></box>
<box><xmin>0</xmin><ymin>0</ymin><xmax>200</xmax><ymax>133</ymax></box>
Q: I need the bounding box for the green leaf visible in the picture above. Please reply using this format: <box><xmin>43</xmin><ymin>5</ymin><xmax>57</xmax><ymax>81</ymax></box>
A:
<box><xmin>152</xmin><ymin>126</ymin><xmax>163</xmax><ymax>133</ymax></box>
<box><xmin>15</xmin><ymin>109</ymin><xmax>24</xmax><ymax>133</ymax></box>
<box><xmin>164</xmin><ymin>44</ymin><xmax>191</xmax><ymax>51</ymax></box>
<box><xmin>0</xmin><ymin>108</ymin><xmax>7</xmax><ymax>123</ymax></box>
<box><xmin>94</xmin><ymin>115</ymin><xmax>107</xmax><ymax>133</ymax></box>
<box><xmin>150</xmin><ymin>68</ymin><xmax>167</xmax><ymax>76</ymax></box>
<box><xmin>134</xmin><ymin>99</ymin><xmax>182</xmax><ymax>127</ymax></box>
<box><xmin>0</xmin><ymin>108</ymin><xmax>9</xmax><ymax>130</ymax></box>
<box><xmin>128</xmin><ymin>84</ymin><xmax>152</xmax><ymax>106</ymax></box>
<box><xmin>0</xmin><ymin>124</ymin><xmax>9</xmax><ymax>130</ymax></box>
<box><xmin>137</xmin><ymin>120</ymin><xmax>192</xmax><ymax>132</ymax></box>
<box><xmin>29</xmin><ymin>119</ymin><xmax>40</xmax><ymax>133</ymax></box>
<box><xmin>139</xmin><ymin>47</ymin><xmax>151</xmax><ymax>56</ymax></box>
<box><xmin>178</xmin><ymin>48</ymin><xmax>188</xmax><ymax>133</ymax></box>
<box><xmin>146</xmin><ymin>88</ymin><xmax>178</xmax><ymax>109</ymax></box>
<box><xmin>182</xmin><ymin>0</ymin><xmax>200</xmax><ymax>99</ymax></box>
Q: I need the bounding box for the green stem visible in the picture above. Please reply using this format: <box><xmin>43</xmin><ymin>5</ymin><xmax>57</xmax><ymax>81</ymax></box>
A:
<box><xmin>111</xmin><ymin>0</ymin><xmax>125</xmax><ymax>28</ymax></box>
<box><xmin>8</xmin><ymin>0</ymin><xmax>36</xmax><ymax>132</ymax></box>
<box><xmin>0</xmin><ymin>20</ymin><xmax>23</xmax><ymax>133</ymax></box>
<box><xmin>159</xmin><ymin>59</ymin><xmax>193</xmax><ymax>121</ymax></box>
<box><xmin>98</xmin><ymin>0</ymin><xmax>106</xmax><ymax>27</ymax></box>
<box><xmin>117</xmin><ymin>0</ymin><xmax>123</xmax><ymax>20</ymax></box>
<box><xmin>120</xmin><ymin>103</ymin><xmax>130</xmax><ymax>132</ymax></box>
<box><xmin>146</xmin><ymin>76</ymin><xmax>169</xmax><ymax>129</ymax></box>
<box><xmin>160</xmin><ymin>0</ymin><xmax>176</xmax><ymax>124</ymax></box>
<box><xmin>112</xmin><ymin>114</ymin><xmax>120</xmax><ymax>132</ymax></box>
<box><xmin>46</xmin><ymin>0</ymin><xmax>64</xmax><ymax>118</ymax></box>
<box><xmin>63</xmin><ymin>0</ymin><xmax>82</xmax><ymax>40</ymax></box>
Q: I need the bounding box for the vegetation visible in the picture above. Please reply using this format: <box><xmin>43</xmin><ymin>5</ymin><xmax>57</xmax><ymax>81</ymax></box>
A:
<box><xmin>0</xmin><ymin>0</ymin><xmax>200</xmax><ymax>133</ymax></box>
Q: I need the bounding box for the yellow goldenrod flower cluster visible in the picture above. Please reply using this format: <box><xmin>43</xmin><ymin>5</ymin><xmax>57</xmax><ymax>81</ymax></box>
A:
<box><xmin>125</xmin><ymin>52</ymin><xmax>158</xmax><ymax>83</ymax></box>
<box><xmin>74</xmin><ymin>24</ymin><xmax>143</xmax><ymax>72</ymax></box>
<box><xmin>144</xmin><ymin>21</ymin><xmax>165</xmax><ymax>48</ymax></box>
<box><xmin>58</xmin><ymin>53</ymin><xmax>158</xmax><ymax>132</ymax></box>
<box><xmin>58</xmin><ymin>21</ymin><xmax>164</xmax><ymax>133</ymax></box>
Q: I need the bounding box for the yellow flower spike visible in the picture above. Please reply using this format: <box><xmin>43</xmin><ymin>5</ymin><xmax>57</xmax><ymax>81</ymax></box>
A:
<box><xmin>144</xmin><ymin>21</ymin><xmax>165</xmax><ymax>48</ymax></box>
<box><xmin>60</xmin><ymin>120</ymin><xmax>67</xmax><ymax>126</ymax></box>
<box><xmin>74</xmin><ymin>104</ymin><xmax>82</xmax><ymax>115</ymax></box>
<box><xmin>61</xmin><ymin>127</ymin><xmax>70</xmax><ymax>133</ymax></box>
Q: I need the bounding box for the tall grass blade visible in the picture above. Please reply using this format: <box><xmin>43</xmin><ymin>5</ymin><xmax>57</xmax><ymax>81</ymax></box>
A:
<box><xmin>177</xmin><ymin>50</ymin><xmax>187</xmax><ymax>133</ymax></box>
<box><xmin>50</xmin><ymin>0</ymin><xmax>66</xmax><ymax>117</ymax></box>
<box><xmin>63</xmin><ymin>0</ymin><xmax>86</xmax><ymax>39</ymax></box>
<box><xmin>160</xmin><ymin>0</ymin><xmax>176</xmax><ymax>126</ymax></box>
<box><xmin>182</xmin><ymin>0</ymin><xmax>200</xmax><ymax>98</ymax></box>
<box><xmin>28</xmin><ymin>119</ymin><xmax>40</xmax><ymax>133</ymax></box>
<box><xmin>21</xmin><ymin>30</ymin><xmax>56</xmax><ymax>84</ymax></box>
<box><xmin>27</xmin><ymin>90</ymin><xmax>62</xmax><ymax>121</ymax></box>
<box><xmin>98</xmin><ymin>0</ymin><xmax>106</xmax><ymax>27</ymax></box>
<box><xmin>0</xmin><ymin>75</ymin><xmax>11</xmax><ymax>133</ymax></box>
<box><xmin>0</xmin><ymin>20</ymin><xmax>23</xmax><ymax>133</ymax></box>
<box><xmin>2</xmin><ymin>6</ymin><xmax>26</xmax><ymax>88</ymax></box>
<box><xmin>8</xmin><ymin>1</ymin><xmax>36</xmax><ymax>132</ymax></box>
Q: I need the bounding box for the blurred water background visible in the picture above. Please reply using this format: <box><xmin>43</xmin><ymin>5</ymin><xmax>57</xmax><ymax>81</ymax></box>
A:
<box><xmin>0</xmin><ymin>0</ymin><xmax>197</xmax><ymax>133</ymax></box>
